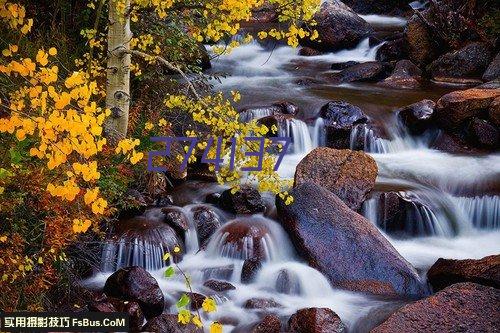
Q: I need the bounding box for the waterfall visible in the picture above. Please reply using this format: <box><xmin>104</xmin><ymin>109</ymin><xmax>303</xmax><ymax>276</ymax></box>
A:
<box><xmin>278</xmin><ymin>118</ymin><xmax>313</xmax><ymax>154</ymax></box>
<box><xmin>452</xmin><ymin>196</ymin><xmax>500</xmax><ymax>229</ymax></box>
<box><xmin>310</xmin><ymin>118</ymin><xmax>325</xmax><ymax>148</ymax></box>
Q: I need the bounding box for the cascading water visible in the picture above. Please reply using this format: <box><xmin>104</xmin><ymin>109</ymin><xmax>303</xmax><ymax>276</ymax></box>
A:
<box><xmin>86</xmin><ymin>14</ymin><xmax>500</xmax><ymax>332</ymax></box>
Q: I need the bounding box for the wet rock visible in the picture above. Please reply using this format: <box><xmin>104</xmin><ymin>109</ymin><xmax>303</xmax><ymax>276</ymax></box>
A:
<box><xmin>161</xmin><ymin>206</ymin><xmax>189</xmax><ymax>236</ymax></box>
<box><xmin>428</xmin><ymin>42</ymin><xmax>493</xmax><ymax>80</ymax></box>
<box><xmin>244</xmin><ymin>298</ymin><xmax>281</xmax><ymax>309</ymax></box>
<box><xmin>299</xmin><ymin>0</ymin><xmax>373</xmax><ymax>52</ymax></box>
<box><xmin>427</xmin><ymin>255</ymin><xmax>500</xmax><ymax>291</ymax></box>
<box><xmin>466</xmin><ymin>118</ymin><xmax>499</xmax><ymax>149</ymax></box>
<box><xmin>294</xmin><ymin>148</ymin><xmax>377</xmax><ymax>210</ymax></box>
<box><xmin>331</xmin><ymin>61</ymin><xmax>359</xmax><ymax>70</ymax></box>
<box><xmin>241</xmin><ymin>257</ymin><xmax>263</xmax><ymax>284</ymax></box>
<box><xmin>257</xmin><ymin>114</ymin><xmax>294</xmax><ymax>136</ymax></box>
<box><xmin>239</xmin><ymin>102</ymin><xmax>298</xmax><ymax>122</ymax></box>
<box><xmin>191</xmin><ymin>205</ymin><xmax>222</xmax><ymax>247</ymax></box>
<box><xmin>379</xmin><ymin>60</ymin><xmax>422</xmax><ymax>89</ymax></box>
<box><xmin>479</xmin><ymin>79</ymin><xmax>500</xmax><ymax>90</ymax></box>
<box><xmin>294</xmin><ymin>77</ymin><xmax>322</xmax><ymax>86</ymax></box>
<box><xmin>483</xmin><ymin>52</ymin><xmax>500</xmax><ymax>82</ymax></box>
<box><xmin>109</xmin><ymin>299</ymin><xmax>144</xmax><ymax>332</ymax></box>
<box><xmin>203</xmin><ymin>279</ymin><xmax>236</xmax><ymax>292</ymax></box>
<box><xmin>276</xmin><ymin>269</ymin><xmax>300</xmax><ymax>294</ymax></box>
<box><xmin>271</xmin><ymin>101</ymin><xmax>299</xmax><ymax>115</ymax></box>
<box><xmin>119</xmin><ymin>189</ymin><xmax>147</xmax><ymax>219</ymax></box>
<box><xmin>276</xmin><ymin>182</ymin><xmax>429</xmax><ymax>298</ymax></box>
<box><xmin>490</xmin><ymin>97</ymin><xmax>500</xmax><ymax>126</ymax></box>
<box><xmin>299</xmin><ymin>47</ymin><xmax>324</xmax><ymax>57</ymax></box>
<box><xmin>219</xmin><ymin>185</ymin><xmax>266</xmax><ymax>215</ymax></box>
<box><xmin>89</xmin><ymin>297</ymin><xmax>145</xmax><ymax>332</ymax></box>
<box><xmin>251</xmin><ymin>314</ymin><xmax>282</xmax><ymax>333</ymax></box>
<box><xmin>187</xmin><ymin>292</ymin><xmax>206</xmax><ymax>311</ymax></box>
<box><xmin>435</xmin><ymin>88</ymin><xmax>500</xmax><ymax>130</ymax></box>
<box><xmin>406</xmin><ymin>13</ymin><xmax>438</xmax><ymax>67</ymax></box>
<box><xmin>288</xmin><ymin>308</ymin><xmax>346</xmax><ymax>333</ymax></box>
<box><xmin>371</xmin><ymin>283</ymin><xmax>500</xmax><ymax>332</ymax></box>
<box><xmin>187</xmin><ymin>157</ymin><xmax>217</xmax><ymax>182</ymax></box>
<box><xmin>397</xmin><ymin>99</ymin><xmax>435</xmax><ymax>134</ymax></box>
<box><xmin>376</xmin><ymin>38</ymin><xmax>409</xmax><ymax>63</ymax></box>
<box><xmin>319</xmin><ymin>101</ymin><xmax>368</xmax><ymax>149</ymax></box>
<box><xmin>142</xmin><ymin>314</ymin><xmax>202</xmax><ymax>333</ymax></box>
<box><xmin>325</xmin><ymin>61</ymin><xmax>392</xmax><ymax>84</ymax></box>
<box><xmin>111</xmin><ymin>209</ymin><xmax>184</xmax><ymax>264</ymax></box>
<box><xmin>430</xmin><ymin>131</ymin><xmax>484</xmax><ymax>155</ymax></box>
<box><xmin>217</xmin><ymin>217</ymin><xmax>271</xmax><ymax>260</ymax></box>
<box><xmin>104</xmin><ymin>266</ymin><xmax>164</xmax><ymax>319</ymax></box>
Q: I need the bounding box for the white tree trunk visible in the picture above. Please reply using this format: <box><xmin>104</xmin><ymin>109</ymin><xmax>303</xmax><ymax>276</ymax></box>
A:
<box><xmin>105</xmin><ymin>0</ymin><xmax>132</xmax><ymax>141</ymax></box>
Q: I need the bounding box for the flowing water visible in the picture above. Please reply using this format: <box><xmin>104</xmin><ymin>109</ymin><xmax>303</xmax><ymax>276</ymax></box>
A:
<box><xmin>86</xmin><ymin>17</ymin><xmax>500</xmax><ymax>332</ymax></box>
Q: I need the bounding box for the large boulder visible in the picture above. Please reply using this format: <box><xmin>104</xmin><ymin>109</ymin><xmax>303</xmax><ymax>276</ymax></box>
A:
<box><xmin>319</xmin><ymin>101</ymin><xmax>368</xmax><ymax>149</ymax></box>
<box><xmin>219</xmin><ymin>185</ymin><xmax>266</xmax><ymax>214</ymax></box>
<box><xmin>88</xmin><ymin>296</ymin><xmax>144</xmax><ymax>332</ymax></box>
<box><xmin>325</xmin><ymin>61</ymin><xmax>392</xmax><ymax>84</ymax></box>
<box><xmin>405</xmin><ymin>13</ymin><xmax>437</xmax><ymax>67</ymax></box>
<box><xmin>483</xmin><ymin>52</ymin><xmax>500</xmax><ymax>82</ymax></box>
<box><xmin>428</xmin><ymin>42</ymin><xmax>493</xmax><ymax>80</ymax></box>
<box><xmin>434</xmin><ymin>88</ymin><xmax>500</xmax><ymax>130</ymax></box>
<box><xmin>142</xmin><ymin>314</ymin><xmax>202</xmax><ymax>333</ymax></box>
<box><xmin>371</xmin><ymin>283</ymin><xmax>500</xmax><ymax>332</ymax></box>
<box><xmin>103</xmin><ymin>266</ymin><xmax>165</xmax><ymax>319</ymax></box>
<box><xmin>379</xmin><ymin>60</ymin><xmax>422</xmax><ymax>89</ymax></box>
<box><xmin>276</xmin><ymin>182</ymin><xmax>429</xmax><ymax>298</ymax></box>
<box><xmin>299</xmin><ymin>0</ymin><xmax>373</xmax><ymax>52</ymax></box>
<box><xmin>427</xmin><ymin>255</ymin><xmax>500</xmax><ymax>291</ymax></box>
<box><xmin>397</xmin><ymin>99</ymin><xmax>435</xmax><ymax>134</ymax></box>
<box><xmin>288</xmin><ymin>308</ymin><xmax>346</xmax><ymax>333</ymax></box>
<box><xmin>294</xmin><ymin>148</ymin><xmax>377</xmax><ymax>211</ymax></box>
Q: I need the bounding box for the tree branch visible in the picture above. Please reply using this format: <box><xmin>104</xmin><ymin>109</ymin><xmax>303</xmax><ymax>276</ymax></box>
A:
<box><xmin>124</xmin><ymin>48</ymin><xmax>205</xmax><ymax>104</ymax></box>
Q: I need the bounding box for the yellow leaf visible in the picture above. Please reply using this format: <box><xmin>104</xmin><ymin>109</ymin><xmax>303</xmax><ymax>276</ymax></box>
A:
<box><xmin>210</xmin><ymin>322</ymin><xmax>223</xmax><ymax>333</ymax></box>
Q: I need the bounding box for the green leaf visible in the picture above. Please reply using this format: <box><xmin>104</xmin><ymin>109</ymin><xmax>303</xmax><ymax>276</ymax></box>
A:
<box><xmin>0</xmin><ymin>168</ymin><xmax>12</xmax><ymax>179</ymax></box>
<box><xmin>176</xmin><ymin>293</ymin><xmax>190</xmax><ymax>308</ymax></box>
<box><xmin>9</xmin><ymin>149</ymin><xmax>22</xmax><ymax>165</ymax></box>
<box><xmin>164</xmin><ymin>266</ymin><xmax>175</xmax><ymax>278</ymax></box>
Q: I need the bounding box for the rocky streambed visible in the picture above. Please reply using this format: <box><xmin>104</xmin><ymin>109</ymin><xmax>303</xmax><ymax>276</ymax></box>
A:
<box><xmin>83</xmin><ymin>0</ymin><xmax>499</xmax><ymax>332</ymax></box>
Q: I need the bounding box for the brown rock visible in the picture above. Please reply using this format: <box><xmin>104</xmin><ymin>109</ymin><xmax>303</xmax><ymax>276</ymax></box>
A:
<box><xmin>428</xmin><ymin>42</ymin><xmax>493</xmax><ymax>80</ymax></box>
<box><xmin>241</xmin><ymin>257</ymin><xmax>263</xmax><ymax>284</ymax></box>
<box><xmin>325</xmin><ymin>61</ymin><xmax>392</xmax><ymax>84</ymax></box>
<box><xmin>405</xmin><ymin>13</ymin><xmax>437</xmax><ymax>67</ymax></box>
<box><xmin>103</xmin><ymin>266</ymin><xmax>164</xmax><ymax>319</ymax></box>
<box><xmin>251</xmin><ymin>314</ymin><xmax>282</xmax><ymax>333</ymax></box>
<box><xmin>276</xmin><ymin>182</ymin><xmax>429</xmax><ymax>298</ymax></box>
<box><xmin>427</xmin><ymin>255</ymin><xmax>500</xmax><ymax>291</ymax></box>
<box><xmin>161</xmin><ymin>206</ymin><xmax>189</xmax><ymax>235</ymax></box>
<box><xmin>244</xmin><ymin>298</ymin><xmax>281</xmax><ymax>309</ymax></box>
<box><xmin>191</xmin><ymin>205</ymin><xmax>222</xmax><ymax>247</ymax></box>
<box><xmin>299</xmin><ymin>47</ymin><xmax>324</xmax><ymax>56</ymax></box>
<box><xmin>397</xmin><ymin>99</ymin><xmax>435</xmax><ymax>134</ymax></box>
<box><xmin>294</xmin><ymin>148</ymin><xmax>378</xmax><ymax>210</ymax></box>
<box><xmin>379</xmin><ymin>60</ymin><xmax>422</xmax><ymax>89</ymax></box>
<box><xmin>466</xmin><ymin>118</ymin><xmax>499</xmax><ymax>149</ymax></box>
<box><xmin>219</xmin><ymin>185</ymin><xmax>266</xmax><ymax>214</ymax></box>
<box><xmin>434</xmin><ymin>88</ymin><xmax>500</xmax><ymax>130</ymax></box>
<box><xmin>299</xmin><ymin>0</ymin><xmax>373</xmax><ymax>52</ymax></box>
<box><xmin>217</xmin><ymin>217</ymin><xmax>272</xmax><ymax>260</ymax></box>
<box><xmin>288</xmin><ymin>308</ymin><xmax>346</xmax><ymax>333</ymax></box>
<box><xmin>483</xmin><ymin>52</ymin><xmax>500</xmax><ymax>82</ymax></box>
<box><xmin>371</xmin><ymin>283</ymin><xmax>500</xmax><ymax>332</ymax></box>
<box><xmin>203</xmin><ymin>279</ymin><xmax>236</xmax><ymax>292</ymax></box>
<box><xmin>489</xmin><ymin>97</ymin><xmax>500</xmax><ymax>126</ymax></box>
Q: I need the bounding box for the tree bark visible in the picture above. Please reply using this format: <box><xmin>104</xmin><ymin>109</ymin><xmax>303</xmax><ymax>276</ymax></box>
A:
<box><xmin>105</xmin><ymin>0</ymin><xmax>131</xmax><ymax>141</ymax></box>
